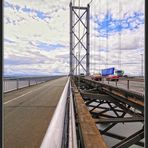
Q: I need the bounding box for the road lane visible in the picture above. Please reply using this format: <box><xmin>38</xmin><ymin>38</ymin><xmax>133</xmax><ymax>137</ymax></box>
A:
<box><xmin>102</xmin><ymin>80</ymin><xmax>144</xmax><ymax>94</ymax></box>
<box><xmin>85</xmin><ymin>76</ymin><xmax>144</xmax><ymax>94</ymax></box>
<box><xmin>4</xmin><ymin>77</ymin><xmax>68</xmax><ymax>148</ymax></box>
<box><xmin>3</xmin><ymin>77</ymin><xmax>65</xmax><ymax>104</ymax></box>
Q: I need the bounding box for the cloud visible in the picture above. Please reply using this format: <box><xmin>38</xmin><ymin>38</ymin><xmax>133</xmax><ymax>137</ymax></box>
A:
<box><xmin>4</xmin><ymin>0</ymin><xmax>144</xmax><ymax>76</ymax></box>
<box><xmin>93</xmin><ymin>11</ymin><xmax>144</xmax><ymax>37</ymax></box>
<box><xmin>4</xmin><ymin>38</ymin><xmax>15</xmax><ymax>44</ymax></box>
<box><xmin>36</xmin><ymin>42</ymin><xmax>66</xmax><ymax>51</ymax></box>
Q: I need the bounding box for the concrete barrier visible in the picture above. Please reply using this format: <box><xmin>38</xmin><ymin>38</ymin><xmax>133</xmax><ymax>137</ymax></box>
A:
<box><xmin>40</xmin><ymin>77</ymin><xmax>70</xmax><ymax>148</ymax></box>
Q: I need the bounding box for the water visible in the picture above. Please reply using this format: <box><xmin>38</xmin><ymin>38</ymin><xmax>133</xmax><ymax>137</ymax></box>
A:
<box><xmin>89</xmin><ymin>102</ymin><xmax>144</xmax><ymax>147</ymax></box>
<box><xmin>101</xmin><ymin>122</ymin><xmax>144</xmax><ymax>147</ymax></box>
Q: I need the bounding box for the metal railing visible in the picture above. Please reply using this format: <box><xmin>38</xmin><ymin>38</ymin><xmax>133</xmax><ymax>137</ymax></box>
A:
<box><xmin>3</xmin><ymin>76</ymin><xmax>63</xmax><ymax>93</ymax></box>
<box><xmin>40</xmin><ymin>77</ymin><xmax>77</xmax><ymax>148</ymax></box>
<box><xmin>101</xmin><ymin>77</ymin><xmax>144</xmax><ymax>93</ymax></box>
<box><xmin>68</xmin><ymin>81</ymin><xmax>78</xmax><ymax>148</ymax></box>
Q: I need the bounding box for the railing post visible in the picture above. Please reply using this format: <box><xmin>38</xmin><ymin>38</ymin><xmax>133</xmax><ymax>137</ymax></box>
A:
<box><xmin>17</xmin><ymin>79</ymin><xmax>19</xmax><ymax>90</ymax></box>
<box><xmin>28</xmin><ymin>78</ymin><xmax>30</xmax><ymax>87</ymax></box>
<box><xmin>4</xmin><ymin>80</ymin><xmax>5</xmax><ymax>92</ymax></box>
<box><xmin>116</xmin><ymin>80</ymin><xmax>117</xmax><ymax>87</ymax></box>
<box><xmin>127</xmin><ymin>79</ymin><xmax>129</xmax><ymax>90</ymax></box>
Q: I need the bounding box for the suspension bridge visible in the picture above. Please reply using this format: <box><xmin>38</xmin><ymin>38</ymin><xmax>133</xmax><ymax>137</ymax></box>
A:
<box><xmin>3</xmin><ymin>1</ymin><xmax>144</xmax><ymax>148</ymax></box>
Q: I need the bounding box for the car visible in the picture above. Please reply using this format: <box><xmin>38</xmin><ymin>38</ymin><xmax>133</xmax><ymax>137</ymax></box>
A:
<box><xmin>80</xmin><ymin>73</ymin><xmax>85</xmax><ymax>77</ymax></box>
<box><xmin>123</xmin><ymin>75</ymin><xmax>128</xmax><ymax>78</ymax></box>
<box><xmin>91</xmin><ymin>74</ymin><xmax>102</xmax><ymax>81</ymax></box>
<box><xmin>106</xmin><ymin>75</ymin><xmax>119</xmax><ymax>81</ymax></box>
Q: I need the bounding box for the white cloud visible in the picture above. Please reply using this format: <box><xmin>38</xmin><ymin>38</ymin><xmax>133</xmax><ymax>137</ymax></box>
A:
<box><xmin>4</xmin><ymin>0</ymin><xmax>144</xmax><ymax>76</ymax></box>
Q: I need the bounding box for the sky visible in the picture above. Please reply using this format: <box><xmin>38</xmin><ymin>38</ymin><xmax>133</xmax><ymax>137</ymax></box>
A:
<box><xmin>4</xmin><ymin>0</ymin><xmax>144</xmax><ymax>76</ymax></box>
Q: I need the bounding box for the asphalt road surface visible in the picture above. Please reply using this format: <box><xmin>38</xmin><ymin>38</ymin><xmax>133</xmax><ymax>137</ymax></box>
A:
<box><xmin>3</xmin><ymin>77</ymin><xmax>68</xmax><ymax>148</ymax></box>
<box><xmin>85</xmin><ymin>76</ymin><xmax>144</xmax><ymax>95</ymax></box>
<box><xmin>102</xmin><ymin>79</ymin><xmax>144</xmax><ymax>95</ymax></box>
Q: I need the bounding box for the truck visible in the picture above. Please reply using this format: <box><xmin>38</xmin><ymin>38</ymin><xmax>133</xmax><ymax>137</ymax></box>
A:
<box><xmin>106</xmin><ymin>75</ymin><xmax>120</xmax><ymax>81</ymax></box>
<box><xmin>91</xmin><ymin>68</ymin><xmax>124</xmax><ymax>81</ymax></box>
<box><xmin>91</xmin><ymin>67</ymin><xmax>115</xmax><ymax>81</ymax></box>
<box><xmin>106</xmin><ymin>69</ymin><xmax>124</xmax><ymax>81</ymax></box>
<box><xmin>101</xmin><ymin>67</ymin><xmax>115</xmax><ymax>76</ymax></box>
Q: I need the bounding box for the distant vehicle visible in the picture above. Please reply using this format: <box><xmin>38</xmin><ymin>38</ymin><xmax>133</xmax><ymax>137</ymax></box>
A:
<box><xmin>90</xmin><ymin>68</ymin><xmax>125</xmax><ymax>81</ymax></box>
<box><xmin>106</xmin><ymin>75</ymin><xmax>119</xmax><ymax>81</ymax></box>
<box><xmin>101</xmin><ymin>68</ymin><xmax>125</xmax><ymax>81</ymax></box>
<box><xmin>123</xmin><ymin>75</ymin><xmax>128</xmax><ymax>78</ymax></box>
<box><xmin>115</xmin><ymin>70</ymin><xmax>124</xmax><ymax>77</ymax></box>
<box><xmin>101</xmin><ymin>67</ymin><xmax>115</xmax><ymax>76</ymax></box>
<box><xmin>91</xmin><ymin>73</ymin><xmax>102</xmax><ymax>81</ymax></box>
<box><xmin>80</xmin><ymin>73</ymin><xmax>85</xmax><ymax>77</ymax></box>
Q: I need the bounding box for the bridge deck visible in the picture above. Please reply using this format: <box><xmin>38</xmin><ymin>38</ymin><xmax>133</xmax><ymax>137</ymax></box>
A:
<box><xmin>4</xmin><ymin>77</ymin><xmax>68</xmax><ymax>148</ymax></box>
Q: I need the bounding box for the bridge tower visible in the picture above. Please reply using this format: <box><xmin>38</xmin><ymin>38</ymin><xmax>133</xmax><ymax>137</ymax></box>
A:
<box><xmin>69</xmin><ymin>2</ymin><xmax>90</xmax><ymax>76</ymax></box>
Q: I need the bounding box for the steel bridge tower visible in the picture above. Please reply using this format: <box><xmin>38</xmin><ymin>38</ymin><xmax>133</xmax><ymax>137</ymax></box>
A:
<box><xmin>69</xmin><ymin>2</ymin><xmax>90</xmax><ymax>76</ymax></box>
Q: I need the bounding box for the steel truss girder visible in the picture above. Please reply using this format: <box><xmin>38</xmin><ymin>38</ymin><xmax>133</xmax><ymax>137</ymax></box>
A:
<box><xmin>72</xmin><ymin>77</ymin><xmax>144</xmax><ymax>147</ymax></box>
<box><xmin>86</xmin><ymin>98</ymin><xmax>144</xmax><ymax>148</ymax></box>
<box><xmin>89</xmin><ymin>105</ymin><xmax>124</xmax><ymax>113</ymax></box>
<box><xmin>95</xmin><ymin>116</ymin><xmax>144</xmax><ymax>123</ymax></box>
<box><xmin>101</xmin><ymin>131</ymin><xmax>144</xmax><ymax>147</ymax></box>
<box><xmin>79</xmin><ymin>77</ymin><xmax>144</xmax><ymax>112</ymax></box>
<box><xmin>83</xmin><ymin>92</ymin><xmax>143</xmax><ymax>119</ymax></box>
<box><xmin>69</xmin><ymin>2</ymin><xmax>90</xmax><ymax>76</ymax></box>
<box><xmin>102</xmin><ymin>89</ymin><xmax>144</xmax><ymax>112</ymax></box>
<box><xmin>80</xmin><ymin>77</ymin><xmax>144</xmax><ymax>101</ymax></box>
<box><xmin>82</xmin><ymin>98</ymin><xmax>142</xmax><ymax>119</ymax></box>
<box><xmin>80</xmin><ymin>91</ymin><xmax>113</xmax><ymax>101</ymax></box>
<box><xmin>112</xmin><ymin>128</ymin><xmax>144</xmax><ymax>148</ymax></box>
<box><xmin>113</xmin><ymin>101</ymin><xmax>143</xmax><ymax>117</ymax></box>
<box><xmin>71</xmin><ymin>79</ymin><xmax>108</xmax><ymax>147</ymax></box>
<box><xmin>99</xmin><ymin>111</ymin><xmax>144</xmax><ymax>148</ymax></box>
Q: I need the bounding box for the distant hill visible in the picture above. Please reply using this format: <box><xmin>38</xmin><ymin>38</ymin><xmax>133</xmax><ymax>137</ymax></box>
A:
<box><xmin>3</xmin><ymin>74</ymin><xmax>66</xmax><ymax>79</ymax></box>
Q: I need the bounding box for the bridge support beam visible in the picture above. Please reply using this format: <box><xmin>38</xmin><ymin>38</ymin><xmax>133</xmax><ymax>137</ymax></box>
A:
<box><xmin>69</xmin><ymin>2</ymin><xmax>90</xmax><ymax>76</ymax></box>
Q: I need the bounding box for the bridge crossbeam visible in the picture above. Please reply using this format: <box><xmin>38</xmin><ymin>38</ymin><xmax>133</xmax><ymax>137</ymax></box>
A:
<box><xmin>71</xmin><ymin>76</ymin><xmax>144</xmax><ymax>147</ymax></box>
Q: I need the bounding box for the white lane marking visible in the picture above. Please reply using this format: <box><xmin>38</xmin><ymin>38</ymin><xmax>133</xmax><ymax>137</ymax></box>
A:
<box><xmin>4</xmin><ymin>91</ymin><xmax>33</xmax><ymax>105</ymax></box>
<box><xmin>3</xmin><ymin>82</ymin><xmax>52</xmax><ymax>105</ymax></box>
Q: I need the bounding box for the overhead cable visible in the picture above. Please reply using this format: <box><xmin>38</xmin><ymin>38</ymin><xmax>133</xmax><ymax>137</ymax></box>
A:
<box><xmin>88</xmin><ymin>0</ymin><xmax>93</xmax><ymax>5</ymax></box>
